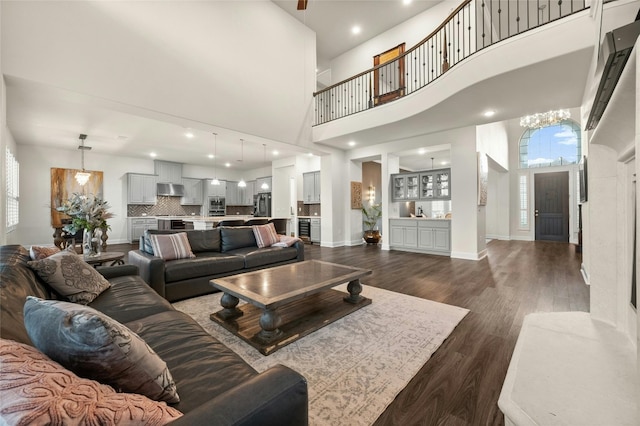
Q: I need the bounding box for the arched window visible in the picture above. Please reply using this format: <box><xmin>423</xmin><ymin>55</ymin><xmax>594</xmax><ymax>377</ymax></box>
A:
<box><xmin>519</xmin><ymin>120</ymin><xmax>581</xmax><ymax>169</ymax></box>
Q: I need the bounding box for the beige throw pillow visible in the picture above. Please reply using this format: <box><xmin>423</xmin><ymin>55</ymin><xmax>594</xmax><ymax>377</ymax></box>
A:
<box><xmin>27</xmin><ymin>250</ymin><xmax>110</xmax><ymax>304</ymax></box>
<box><xmin>252</xmin><ymin>223</ymin><xmax>280</xmax><ymax>248</ymax></box>
<box><xmin>149</xmin><ymin>232</ymin><xmax>195</xmax><ymax>261</ymax></box>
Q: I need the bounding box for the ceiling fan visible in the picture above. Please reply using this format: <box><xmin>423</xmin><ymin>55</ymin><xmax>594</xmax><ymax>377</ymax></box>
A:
<box><xmin>297</xmin><ymin>0</ymin><xmax>308</xmax><ymax>10</ymax></box>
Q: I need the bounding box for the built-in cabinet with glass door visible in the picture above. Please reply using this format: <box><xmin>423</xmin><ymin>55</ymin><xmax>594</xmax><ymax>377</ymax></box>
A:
<box><xmin>391</xmin><ymin>168</ymin><xmax>451</xmax><ymax>201</ymax></box>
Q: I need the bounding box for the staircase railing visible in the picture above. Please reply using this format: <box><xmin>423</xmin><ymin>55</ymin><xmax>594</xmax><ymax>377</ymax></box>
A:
<box><xmin>313</xmin><ymin>0</ymin><xmax>588</xmax><ymax>126</ymax></box>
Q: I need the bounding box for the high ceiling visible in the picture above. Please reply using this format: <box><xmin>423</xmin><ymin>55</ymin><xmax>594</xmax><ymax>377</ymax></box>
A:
<box><xmin>272</xmin><ymin>0</ymin><xmax>445</xmax><ymax>71</ymax></box>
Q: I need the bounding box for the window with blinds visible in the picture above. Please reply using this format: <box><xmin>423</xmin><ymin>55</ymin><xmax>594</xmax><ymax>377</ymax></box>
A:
<box><xmin>6</xmin><ymin>148</ymin><xmax>19</xmax><ymax>231</ymax></box>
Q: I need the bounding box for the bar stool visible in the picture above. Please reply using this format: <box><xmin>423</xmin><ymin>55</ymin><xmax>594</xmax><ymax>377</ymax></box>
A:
<box><xmin>216</xmin><ymin>219</ymin><xmax>245</xmax><ymax>227</ymax></box>
<box><xmin>244</xmin><ymin>218</ymin><xmax>269</xmax><ymax>226</ymax></box>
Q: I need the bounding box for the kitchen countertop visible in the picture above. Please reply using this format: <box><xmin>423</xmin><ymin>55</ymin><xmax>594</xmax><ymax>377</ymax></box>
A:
<box><xmin>298</xmin><ymin>216</ymin><xmax>321</xmax><ymax>219</ymax></box>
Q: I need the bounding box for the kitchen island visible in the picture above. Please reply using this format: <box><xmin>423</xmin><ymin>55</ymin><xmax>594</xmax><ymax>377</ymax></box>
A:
<box><xmin>389</xmin><ymin>217</ymin><xmax>451</xmax><ymax>256</ymax></box>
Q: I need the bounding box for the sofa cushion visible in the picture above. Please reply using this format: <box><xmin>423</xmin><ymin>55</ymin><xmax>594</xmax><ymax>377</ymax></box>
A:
<box><xmin>164</xmin><ymin>253</ymin><xmax>245</xmax><ymax>283</ymax></box>
<box><xmin>221</xmin><ymin>226</ymin><xmax>257</xmax><ymax>252</ymax></box>
<box><xmin>29</xmin><ymin>245</ymin><xmax>61</xmax><ymax>260</ymax></box>
<box><xmin>0</xmin><ymin>338</ymin><xmax>183</xmax><ymax>425</ymax></box>
<box><xmin>27</xmin><ymin>250</ymin><xmax>110</xmax><ymax>304</ymax></box>
<box><xmin>143</xmin><ymin>229</ymin><xmax>178</xmax><ymax>254</ymax></box>
<box><xmin>125</xmin><ymin>310</ymin><xmax>258</xmax><ymax>414</ymax></box>
<box><xmin>24</xmin><ymin>297</ymin><xmax>180</xmax><ymax>404</ymax></box>
<box><xmin>186</xmin><ymin>229</ymin><xmax>221</xmax><ymax>253</ymax></box>
<box><xmin>0</xmin><ymin>245</ymin><xmax>53</xmax><ymax>345</ymax></box>
<box><xmin>253</xmin><ymin>223</ymin><xmax>279</xmax><ymax>248</ymax></box>
<box><xmin>227</xmin><ymin>246</ymin><xmax>299</xmax><ymax>269</ymax></box>
<box><xmin>150</xmin><ymin>232</ymin><xmax>195</xmax><ymax>261</ymax></box>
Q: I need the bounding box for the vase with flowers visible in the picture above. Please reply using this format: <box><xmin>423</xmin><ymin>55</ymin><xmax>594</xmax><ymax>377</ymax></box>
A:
<box><xmin>57</xmin><ymin>193</ymin><xmax>114</xmax><ymax>257</ymax></box>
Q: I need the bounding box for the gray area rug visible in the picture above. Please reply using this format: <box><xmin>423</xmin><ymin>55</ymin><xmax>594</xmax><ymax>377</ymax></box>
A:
<box><xmin>173</xmin><ymin>284</ymin><xmax>469</xmax><ymax>426</ymax></box>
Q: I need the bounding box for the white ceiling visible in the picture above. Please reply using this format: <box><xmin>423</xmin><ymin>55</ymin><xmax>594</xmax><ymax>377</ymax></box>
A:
<box><xmin>272</xmin><ymin>0</ymin><xmax>445</xmax><ymax>70</ymax></box>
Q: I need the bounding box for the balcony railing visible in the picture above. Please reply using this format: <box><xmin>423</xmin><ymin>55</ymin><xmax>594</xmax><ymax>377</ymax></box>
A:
<box><xmin>313</xmin><ymin>0</ymin><xmax>588</xmax><ymax>125</ymax></box>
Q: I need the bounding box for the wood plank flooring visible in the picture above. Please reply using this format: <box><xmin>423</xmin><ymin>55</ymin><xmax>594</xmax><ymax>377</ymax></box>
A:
<box><xmin>111</xmin><ymin>239</ymin><xmax>588</xmax><ymax>426</ymax></box>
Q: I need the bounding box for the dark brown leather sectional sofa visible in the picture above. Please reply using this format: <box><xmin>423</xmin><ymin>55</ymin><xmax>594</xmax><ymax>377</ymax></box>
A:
<box><xmin>0</xmin><ymin>244</ymin><xmax>308</xmax><ymax>425</ymax></box>
<box><xmin>128</xmin><ymin>227</ymin><xmax>305</xmax><ymax>302</ymax></box>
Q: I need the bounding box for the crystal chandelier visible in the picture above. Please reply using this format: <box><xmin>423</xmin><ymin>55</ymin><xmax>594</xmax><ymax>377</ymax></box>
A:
<box><xmin>75</xmin><ymin>134</ymin><xmax>91</xmax><ymax>186</ymax></box>
<box><xmin>520</xmin><ymin>109</ymin><xmax>570</xmax><ymax>129</ymax></box>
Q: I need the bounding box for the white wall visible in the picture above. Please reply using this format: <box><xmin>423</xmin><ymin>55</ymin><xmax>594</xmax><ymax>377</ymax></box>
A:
<box><xmin>477</xmin><ymin>121</ymin><xmax>509</xmax><ymax>170</ymax></box>
<box><xmin>1</xmin><ymin>1</ymin><xmax>316</xmax><ymax>147</ymax></box>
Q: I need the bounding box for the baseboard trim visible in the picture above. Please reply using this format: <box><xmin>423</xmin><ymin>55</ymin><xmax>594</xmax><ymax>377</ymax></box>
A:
<box><xmin>509</xmin><ymin>235</ymin><xmax>534</xmax><ymax>241</ymax></box>
<box><xmin>580</xmin><ymin>264</ymin><xmax>590</xmax><ymax>285</ymax></box>
<box><xmin>486</xmin><ymin>234</ymin><xmax>510</xmax><ymax>241</ymax></box>
<box><xmin>450</xmin><ymin>251</ymin><xmax>484</xmax><ymax>261</ymax></box>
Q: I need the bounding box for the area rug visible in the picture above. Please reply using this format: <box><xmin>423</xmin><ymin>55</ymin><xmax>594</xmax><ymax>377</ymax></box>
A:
<box><xmin>173</xmin><ymin>284</ymin><xmax>468</xmax><ymax>426</ymax></box>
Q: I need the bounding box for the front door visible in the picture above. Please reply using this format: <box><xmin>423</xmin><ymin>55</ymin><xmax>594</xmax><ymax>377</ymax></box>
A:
<box><xmin>534</xmin><ymin>172</ymin><xmax>569</xmax><ymax>242</ymax></box>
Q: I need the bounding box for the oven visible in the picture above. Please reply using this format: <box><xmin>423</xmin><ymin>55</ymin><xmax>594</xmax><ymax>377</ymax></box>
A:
<box><xmin>208</xmin><ymin>197</ymin><xmax>226</xmax><ymax>216</ymax></box>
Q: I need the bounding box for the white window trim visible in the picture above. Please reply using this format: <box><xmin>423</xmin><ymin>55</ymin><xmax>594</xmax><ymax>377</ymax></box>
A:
<box><xmin>6</xmin><ymin>147</ymin><xmax>19</xmax><ymax>232</ymax></box>
<box><xmin>518</xmin><ymin>172</ymin><xmax>529</xmax><ymax>231</ymax></box>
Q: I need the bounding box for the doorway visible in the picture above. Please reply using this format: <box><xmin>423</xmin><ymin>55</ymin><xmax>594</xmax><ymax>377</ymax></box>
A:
<box><xmin>534</xmin><ymin>172</ymin><xmax>569</xmax><ymax>242</ymax></box>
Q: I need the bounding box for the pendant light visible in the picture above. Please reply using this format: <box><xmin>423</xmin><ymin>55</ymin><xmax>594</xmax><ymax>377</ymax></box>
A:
<box><xmin>238</xmin><ymin>139</ymin><xmax>247</xmax><ymax>188</ymax></box>
<box><xmin>75</xmin><ymin>134</ymin><xmax>91</xmax><ymax>186</ymax></box>
<box><xmin>261</xmin><ymin>144</ymin><xmax>269</xmax><ymax>191</ymax></box>
<box><xmin>211</xmin><ymin>133</ymin><xmax>220</xmax><ymax>185</ymax></box>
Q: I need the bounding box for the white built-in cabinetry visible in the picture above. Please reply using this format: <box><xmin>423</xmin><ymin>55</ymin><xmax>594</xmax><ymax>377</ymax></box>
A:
<box><xmin>180</xmin><ymin>178</ymin><xmax>203</xmax><ymax>205</ymax></box>
<box><xmin>226</xmin><ymin>181</ymin><xmax>255</xmax><ymax>205</ymax></box>
<box><xmin>207</xmin><ymin>180</ymin><xmax>227</xmax><ymax>197</ymax></box>
<box><xmin>154</xmin><ymin>160</ymin><xmax>182</xmax><ymax>184</ymax></box>
<box><xmin>256</xmin><ymin>177</ymin><xmax>272</xmax><ymax>193</ymax></box>
<box><xmin>389</xmin><ymin>219</ymin><xmax>450</xmax><ymax>255</ymax></box>
<box><xmin>127</xmin><ymin>173</ymin><xmax>157</xmax><ymax>205</ymax></box>
<box><xmin>303</xmin><ymin>171</ymin><xmax>321</xmax><ymax>204</ymax></box>
<box><xmin>128</xmin><ymin>217</ymin><xmax>158</xmax><ymax>243</ymax></box>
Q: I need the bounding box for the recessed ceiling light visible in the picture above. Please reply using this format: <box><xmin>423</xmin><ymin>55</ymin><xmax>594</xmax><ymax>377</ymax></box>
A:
<box><xmin>208</xmin><ymin>154</ymin><xmax>214</xmax><ymax>159</ymax></box>
<box><xmin>483</xmin><ymin>110</ymin><xmax>496</xmax><ymax>117</ymax></box>
<box><xmin>351</xmin><ymin>26</ymin><xmax>361</xmax><ymax>35</ymax></box>
<box><xmin>441</xmin><ymin>161</ymin><xmax>448</xmax><ymax>165</ymax></box>
<box><xmin>418</xmin><ymin>148</ymin><xmax>426</xmax><ymax>155</ymax></box>
<box><xmin>225</xmin><ymin>162</ymin><xmax>231</xmax><ymax>167</ymax></box>
<box><xmin>348</xmin><ymin>141</ymin><xmax>356</xmax><ymax>147</ymax></box>
<box><xmin>150</xmin><ymin>152</ymin><xmax>157</xmax><ymax>158</ymax></box>
<box><xmin>307</xmin><ymin>152</ymin><xmax>313</xmax><ymax>157</ymax></box>
<box><xmin>185</xmin><ymin>132</ymin><xmax>194</xmax><ymax>138</ymax></box>
<box><xmin>403</xmin><ymin>0</ymin><xmax>412</xmax><ymax>5</ymax></box>
<box><xmin>272</xmin><ymin>150</ymin><xmax>279</xmax><ymax>156</ymax></box>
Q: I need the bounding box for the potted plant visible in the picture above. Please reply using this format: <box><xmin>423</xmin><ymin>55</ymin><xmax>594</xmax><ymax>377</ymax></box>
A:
<box><xmin>362</xmin><ymin>203</ymin><xmax>382</xmax><ymax>244</ymax></box>
<box><xmin>57</xmin><ymin>193</ymin><xmax>114</xmax><ymax>257</ymax></box>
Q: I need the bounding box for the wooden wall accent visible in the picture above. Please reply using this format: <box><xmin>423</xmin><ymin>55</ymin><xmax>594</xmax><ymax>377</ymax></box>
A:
<box><xmin>50</xmin><ymin>168</ymin><xmax>103</xmax><ymax>227</ymax></box>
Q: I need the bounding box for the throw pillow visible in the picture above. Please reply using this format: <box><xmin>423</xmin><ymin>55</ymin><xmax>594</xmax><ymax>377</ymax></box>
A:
<box><xmin>23</xmin><ymin>297</ymin><xmax>180</xmax><ymax>404</ymax></box>
<box><xmin>149</xmin><ymin>232</ymin><xmax>195</xmax><ymax>261</ymax></box>
<box><xmin>29</xmin><ymin>245</ymin><xmax>60</xmax><ymax>260</ymax></box>
<box><xmin>0</xmin><ymin>338</ymin><xmax>183</xmax><ymax>425</ymax></box>
<box><xmin>27</xmin><ymin>250</ymin><xmax>110</xmax><ymax>304</ymax></box>
<box><xmin>252</xmin><ymin>223</ymin><xmax>279</xmax><ymax>248</ymax></box>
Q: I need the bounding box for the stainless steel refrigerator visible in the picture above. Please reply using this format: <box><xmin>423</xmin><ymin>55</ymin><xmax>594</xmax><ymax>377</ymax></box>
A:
<box><xmin>254</xmin><ymin>193</ymin><xmax>271</xmax><ymax>217</ymax></box>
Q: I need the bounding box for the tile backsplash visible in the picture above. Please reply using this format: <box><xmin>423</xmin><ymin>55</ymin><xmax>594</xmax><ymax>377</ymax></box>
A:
<box><xmin>297</xmin><ymin>201</ymin><xmax>321</xmax><ymax>216</ymax></box>
<box><xmin>128</xmin><ymin>197</ymin><xmax>201</xmax><ymax>217</ymax></box>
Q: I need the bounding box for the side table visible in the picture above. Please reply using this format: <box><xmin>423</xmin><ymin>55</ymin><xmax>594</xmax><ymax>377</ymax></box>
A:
<box><xmin>83</xmin><ymin>251</ymin><xmax>125</xmax><ymax>267</ymax></box>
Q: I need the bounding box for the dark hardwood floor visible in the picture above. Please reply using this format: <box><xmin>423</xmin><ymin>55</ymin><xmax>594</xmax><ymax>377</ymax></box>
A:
<box><xmin>110</xmin><ymin>239</ymin><xmax>588</xmax><ymax>426</ymax></box>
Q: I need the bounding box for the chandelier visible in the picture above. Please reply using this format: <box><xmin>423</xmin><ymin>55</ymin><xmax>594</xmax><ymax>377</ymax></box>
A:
<box><xmin>520</xmin><ymin>109</ymin><xmax>570</xmax><ymax>129</ymax></box>
<box><xmin>75</xmin><ymin>134</ymin><xmax>91</xmax><ymax>186</ymax></box>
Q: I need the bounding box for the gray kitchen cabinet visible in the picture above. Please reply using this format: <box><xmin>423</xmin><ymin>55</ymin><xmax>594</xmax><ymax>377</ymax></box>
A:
<box><xmin>127</xmin><ymin>173</ymin><xmax>157</xmax><ymax>205</ymax></box>
<box><xmin>207</xmin><ymin>179</ymin><xmax>227</xmax><ymax>197</ymax></box>
<box><xmin>227</xmin><ymin>181</ymin><xmax>254</xmax><ymax>206</ymax></box>
<box><xmin>256</xmin><ymin>176</ymin><xmax>272</xmax><ymax>193</ymax></box>
<box><xmin>389</xmin><ymin>219</ymin><xmax>418</xmax><ymax>248</ymax></box>
<box><xmin>391</xmin><ymin>173</ymin><xmax>419</xmax><ymax>201</ymax></box>
<box><xmin>181</xmin><ymin>178</ymin><xmax>203</xmax><ymax>205</ymax></box>
<box><xmin>419</xmin><ymin>169</ymin><xmax>451</xmax><ymax>200</ymax></box>
<box><xmin>154</xmin><ymin>160</ymin><xmax>182</xmax><ymax>184</ymax></box>
<box><xmin>310</xmin><ymin>218</ymin><xmax>321</xmax><ymax>243</ymax></box>
<box><xmin>241</xmin><ymin>181</ymin><xmax>256</xmax><ymax>205</ymax></box>
<box><xmin>128</xmin><ymin>217</ymin><xmax>158</xmax><ymax>243</ymax></box>
<box><xmin>303</xmin><ymin>171</ymin><xmax>321</xmax><ymax>204</ymax></box>
<box><xmin>226</xmin><ymin>181</ymin><xmax>239</xmax><ymax>205</ymax></box>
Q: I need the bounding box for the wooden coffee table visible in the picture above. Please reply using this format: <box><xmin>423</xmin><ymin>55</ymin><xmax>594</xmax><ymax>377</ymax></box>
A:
<box><xmin>82</xmin><ymin>251</ymin><xmax>125</xmax><ymax>267</ymax></box>
<box><xmin>210</xmin><ymin>260</ymin><xmax>372</xmax><ymax>355</ymax></box>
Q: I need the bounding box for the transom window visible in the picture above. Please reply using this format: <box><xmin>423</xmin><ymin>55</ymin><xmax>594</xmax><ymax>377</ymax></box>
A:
<box><xmin>519</xmin><ymin>120</ymin><xmax>581</xmax><ymax>169</ymax></box>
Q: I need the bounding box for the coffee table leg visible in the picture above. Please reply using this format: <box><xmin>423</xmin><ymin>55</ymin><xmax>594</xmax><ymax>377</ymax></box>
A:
<box><xmin>258</xmin><ymin>309</ymin><xmax>283</xmax><ymax>342</ymax></box>
<box><xmin>216</xmin><ymin>293</ymin><xmax>243</xmax><ymax>320</ymax></box>
<box><xmin>344</xmin><ymin>279</ymin><xmax>363</xmax><ymax>304</ymax></box>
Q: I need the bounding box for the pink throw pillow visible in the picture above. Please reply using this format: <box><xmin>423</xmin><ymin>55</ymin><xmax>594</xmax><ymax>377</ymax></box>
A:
<box><xmin>253</xmin><ymin>223</ymin><xmax>279</xmax><ymax>248</ymax></box>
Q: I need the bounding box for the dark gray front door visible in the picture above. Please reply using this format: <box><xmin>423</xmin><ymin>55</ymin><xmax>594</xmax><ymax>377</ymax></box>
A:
<box><xmin>534</xmin><ymin>172</ymin><xmax>569</xmax><ymax>242</ymax></box>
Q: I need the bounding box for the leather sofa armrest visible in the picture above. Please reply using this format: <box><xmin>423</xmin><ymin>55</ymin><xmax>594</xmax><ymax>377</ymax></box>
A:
<box><xmin>96</xmin><ymin>264</ymin><xmax>139</xmax><ymax>279</ymax></box>
<box><xmin>127</xmin><ymin>250</ymin><xmax>167</xmax><ymax>298</ymax></box>
<box><xmin>294</xmin><ymin>241</ymin><xmax>305</xmax><ymax>261</ymax></box>
<box><xmin>168</xmin><ymin>364</ymin><xmax>308</xmax><ymax>426</ymax></box>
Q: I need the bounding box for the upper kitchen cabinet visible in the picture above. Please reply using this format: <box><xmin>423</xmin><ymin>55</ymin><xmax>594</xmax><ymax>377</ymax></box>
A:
<box><xmin>181</xmin><ymin>178</ymin><xmax>203</xmax><ymax>205</ymax></box>
<box><xmin>391</xmin><ymin>173</ymin><xmax>419</xmax><ymax>201</ymax></box>
<box><xmin>207</xmin><ymin>180</ymin><xmax>227</xmax><ymax>198</ymax></box>
<box><xmin>127</xmin><ymin>173</ymin><xmax>157</xmax><ymax>205</ymax></box>
<box><xmin>256</xmin><ymin>177</ymin><xmax>272</xmax><ymax>193</ymax></box>
<box><xmin>420</xmin><ymin>169</ymin><xmax>451</xmax><ymax>200</ymax></box>
<box><xmin>303</xmin><ymin>171</ymin><xmax>321</xmax><ymax>204</ymax></box>
<box><xmin>227</xmin><ymin>181</ymin><xmax>255</xmax><ymax>206</ymax></box>
<box><xmin>154</xmin><ymin>160</ymin><xmax>182</xmax><ymax>184</ymax></box>
<box><xmin>226</xmin><ymin>181</ymin><xmax>239</xmax><ymax>205</ymax></box>
<box><xmin>241</xmin><ymin>181</ymin><xmax>256</xmax><ymax>205</ymax></box>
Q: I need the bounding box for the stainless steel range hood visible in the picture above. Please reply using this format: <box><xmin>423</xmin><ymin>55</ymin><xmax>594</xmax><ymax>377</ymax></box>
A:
<box><xmin>157</xmin><ymin>183</ymin><xmax>185</xmax><ymax>197</ymax></box>
<box><xmin>586</xmin><ymin>17</ymin><xmax>640</xmax><ymax>130</ymax></box>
